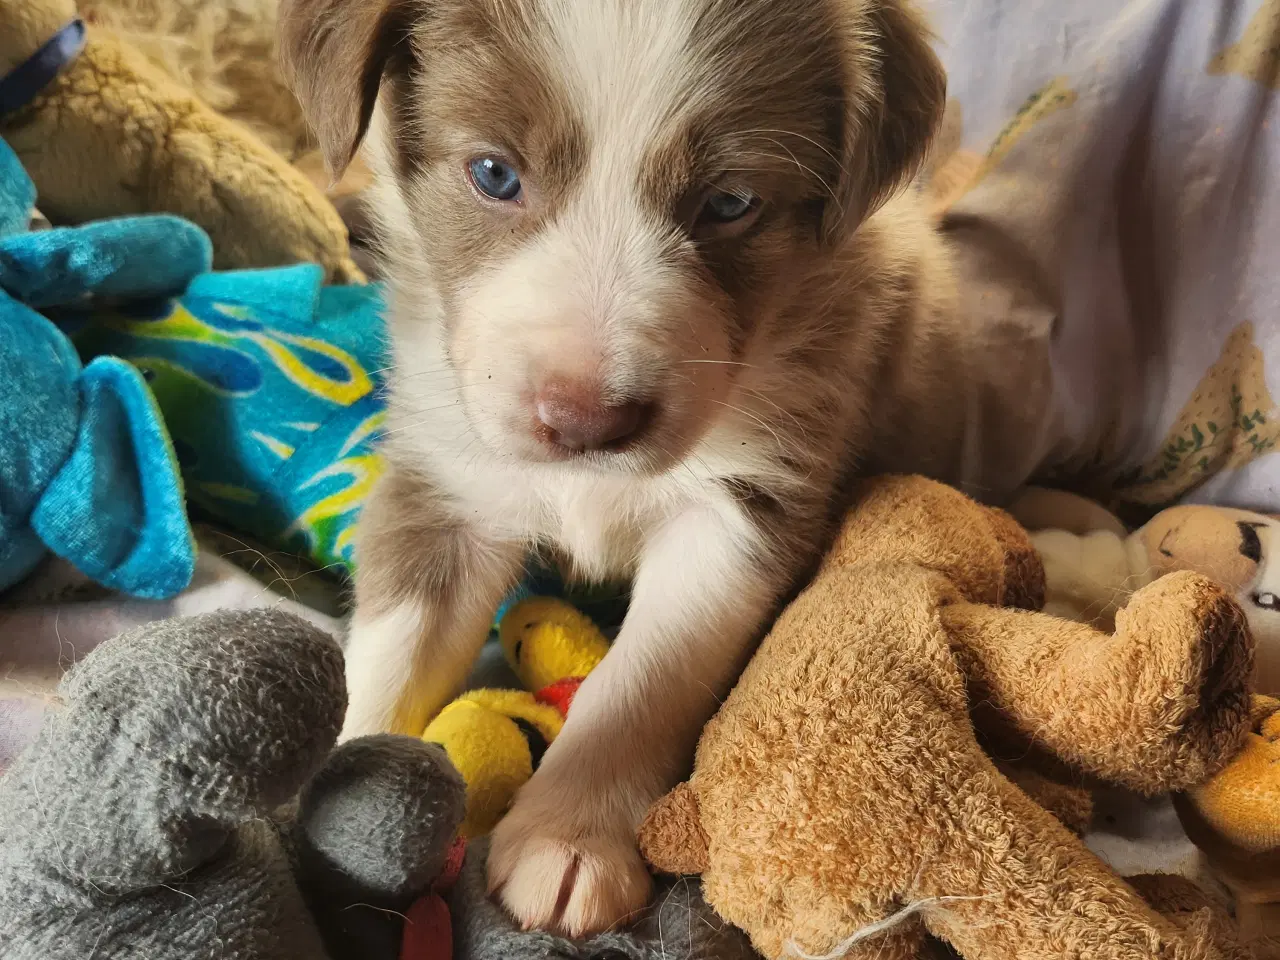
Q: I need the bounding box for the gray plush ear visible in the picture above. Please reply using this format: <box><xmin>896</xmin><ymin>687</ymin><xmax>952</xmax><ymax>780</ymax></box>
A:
<box><xmin>0</xmin><ymin>609</ymin><xmax>346</xmax><ymax>894</ymax></box>
<box><xmin>291</xmin><ymin>735</ymin><xmax>465</xmax><ymax>960</ymax></box>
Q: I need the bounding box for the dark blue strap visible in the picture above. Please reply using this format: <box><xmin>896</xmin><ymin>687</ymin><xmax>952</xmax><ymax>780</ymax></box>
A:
<box><xmin>0</xmin><ymin>19</ymin><xmax>87</xmax><ymax>118</ymax></box>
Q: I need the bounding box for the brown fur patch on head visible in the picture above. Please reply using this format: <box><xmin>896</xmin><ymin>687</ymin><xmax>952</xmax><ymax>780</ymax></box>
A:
<box><xmin>612</xmin><ymin>0</ymin><xmax>851</xmax><ymax>356</ymax></box>
<box><xmin>380</xmin><ymin>2</ymin><xmax>592</xmax><ymax>315</ymax></box>
<box><xmin>630</xmin><ymin>0</ymin><xmax>946</xmax><ymax>333</ymax></box>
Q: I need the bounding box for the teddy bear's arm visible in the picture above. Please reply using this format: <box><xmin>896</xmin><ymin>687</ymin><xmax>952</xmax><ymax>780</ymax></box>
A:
<box><xmin>941</xmin><ymin>571</ymin><xmax>1254</xmax><ymax>794</ymax></box>
<box><xmin>3</xmin><ymin>29</ymin><xmax>362</xmax><ymax>282</ymax></box>
<box><xmin>637</xmin><ymin>782</ymin><xmax>711</xmax><ymax>876</ymax></box>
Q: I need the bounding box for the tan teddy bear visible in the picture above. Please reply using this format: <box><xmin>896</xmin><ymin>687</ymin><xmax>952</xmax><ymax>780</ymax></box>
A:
<box><xmin>0</xmin><ymin>0</ymin><xmax>363</xmax><ymax>282</ymax></box>
<box><xmin>1017</xmin><ymin>491</ymin><xmax>1280</xmax><ymax>695</ymax></box>
<box><xmin>1018</xmin><ymin>487</ymin><xmax>1280</xmax><ymax>957</ymax></box>
<box><xmin>638</xmin><ymin>475</ymin><xmax>1255</xmax><ymax>960</ymax></box>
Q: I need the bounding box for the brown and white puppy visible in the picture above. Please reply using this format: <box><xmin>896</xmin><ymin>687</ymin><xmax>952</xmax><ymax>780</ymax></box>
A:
<box><xmin>279</xmin><ymin>0</ymin><xmax>1041</xmax><ymax>937</ymax></box>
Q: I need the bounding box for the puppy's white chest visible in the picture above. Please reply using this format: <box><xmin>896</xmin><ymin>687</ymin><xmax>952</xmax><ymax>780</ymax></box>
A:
<box><xmin>549</xmin><ymin>482</ymin><xmax>650</xmax><ymax>581</ymax></box>
<box><xmin>454</xmin><ymin>461</ymin><xmax>709</xmax><ymax>581</ymax></box>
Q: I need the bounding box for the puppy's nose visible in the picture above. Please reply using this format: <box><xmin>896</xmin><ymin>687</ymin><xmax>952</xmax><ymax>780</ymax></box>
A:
<box><xmin>535</xmin><ymin>381</ymin><xmax>649</xmax><ymax>450</ymax></box>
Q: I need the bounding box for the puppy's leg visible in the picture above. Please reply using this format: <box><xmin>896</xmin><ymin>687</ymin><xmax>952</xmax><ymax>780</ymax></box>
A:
<box><xmin>488</xmin><ymin>505</ymin><xmax>781</xmax><ymax>936</ymax></box>
<box><xmin>342</xmin><ymin>466</ymin><xmax>523</xmax><ymax>739</ymax></box>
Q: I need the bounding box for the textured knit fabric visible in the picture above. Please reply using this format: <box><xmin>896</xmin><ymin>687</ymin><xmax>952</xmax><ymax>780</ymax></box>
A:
<box><xmin>0</xmin><ymin>608</ymin><xmax>468</xmax><ymax>960</ymax></box>
<box><xmin>452</xmin><ymin>838</ymin><xmax>761</xmax><ymax>960</ymax></box>
<box><xmin>0</xmin><ymin>136</ymin><xmax>198</xmax><ymax>597</ymax></box>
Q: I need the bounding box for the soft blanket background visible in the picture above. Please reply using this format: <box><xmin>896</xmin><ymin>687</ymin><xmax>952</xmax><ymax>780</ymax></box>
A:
<box><xmin>924</xmin><ymin>0</ymin><xmax>1280</xmax><ymax>514</ymax></box>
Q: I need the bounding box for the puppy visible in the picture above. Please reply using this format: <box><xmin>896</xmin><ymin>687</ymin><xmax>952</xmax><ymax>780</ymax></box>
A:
<box><xmin>279</xmin><ymin>0</ymin><xmax>1046</xmax><ymax>937</ymax></box>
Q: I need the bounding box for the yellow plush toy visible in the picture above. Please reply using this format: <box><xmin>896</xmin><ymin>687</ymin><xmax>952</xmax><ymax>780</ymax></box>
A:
<box><xmin>421</xmin><ymin>596</ymin><xmax>611</xmax><ymax>838</ymax></box>
<box><xmin>0</xmin><ymin>0</ymin><xmax>363</xmax><ymax>282</ymax></box>
<box><xmin>499</xmin><ymin>595</ymin><xmax>610</xmax><ymax>696</ymax></box>
<box><xmin>422</xmin><ymin>689</ymin><xmax>564</xmax><ymax>839</ymax></box>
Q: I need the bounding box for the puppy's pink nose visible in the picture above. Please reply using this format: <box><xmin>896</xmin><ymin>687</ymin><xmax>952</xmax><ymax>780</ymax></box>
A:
<box><xmin>534</xmin><ymin>381</ymin><xmax>649</xmax><ymax>451</ymax></box>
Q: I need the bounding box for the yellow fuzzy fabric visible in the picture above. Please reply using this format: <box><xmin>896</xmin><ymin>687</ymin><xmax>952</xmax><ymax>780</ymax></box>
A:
<box><xmin>78</xmin><ymin>0</ymin><xmax>310</xmax><ymax>160</ymax></box>
<box><xmin>423</xmin><ymin>691</ymin><xmax>564</xmax><ymax>839</ymax></box>
<box><xmin>499</xmin><ymin>596</ymin><xmax>610</xmax><ymax>693</ymax></box>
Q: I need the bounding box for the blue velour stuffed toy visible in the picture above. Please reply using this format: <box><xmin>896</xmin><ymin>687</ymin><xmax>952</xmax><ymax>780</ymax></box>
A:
<box><xmin>0</xmin><ymin>136</ymin><xmax>201</xmax><ymax>598</ymax></box>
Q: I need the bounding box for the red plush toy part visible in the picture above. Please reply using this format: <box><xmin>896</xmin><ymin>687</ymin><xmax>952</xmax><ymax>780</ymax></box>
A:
<box><xmin>399</xmin><ymin>838</ymin><xmax>467</xmax><ymax>960</ymax></box>
<box><xmin>535</xmin><ymin>676</ymin><xmax>584</xmax><ymax>717</ymax></box>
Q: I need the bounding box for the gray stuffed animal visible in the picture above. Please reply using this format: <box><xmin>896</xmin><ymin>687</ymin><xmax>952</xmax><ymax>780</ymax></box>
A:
<box><xmin>0</xmin><ymin>608</ymin><xmax>760</xmax><ymax>960</ymax></box>
<box><xmin>0</xmin><ymin>608</ymin><xmax>466</xmax><ymax>960</ymax></box>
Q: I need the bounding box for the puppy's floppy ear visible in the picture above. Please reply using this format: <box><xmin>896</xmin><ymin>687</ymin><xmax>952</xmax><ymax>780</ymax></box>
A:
<box><xmin>279</xmin><ymin>0</ymin><xmax>416</xmax><ymax>179</ymax></box>
<box><xmin>824</xmin><ymin>0</ymin><xmax>947</xmax><ymax>243</ymax></box>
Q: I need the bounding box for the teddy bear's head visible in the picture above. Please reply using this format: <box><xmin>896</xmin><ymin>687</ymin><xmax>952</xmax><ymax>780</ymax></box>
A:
<box><xmin>824</xmin><ymin>475</ymin><xmax>1044</xmax><ymax>609</ymax></box>
<box><xmin>1139</xmin><ymin>505</ymin><xmax>1278</xmax><ymax>590</ymax></box>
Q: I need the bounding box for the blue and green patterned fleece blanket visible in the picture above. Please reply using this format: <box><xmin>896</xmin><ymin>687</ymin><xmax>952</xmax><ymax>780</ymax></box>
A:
<box><xmin>55</xmin><ymin>265</ymin><xmax>387</xmax><ymax>575</ymax></box>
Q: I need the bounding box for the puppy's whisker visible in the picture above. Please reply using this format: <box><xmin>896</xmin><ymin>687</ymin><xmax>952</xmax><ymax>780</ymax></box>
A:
<box><xmin>739</xmin><ymin>127</ymin><xmax>847</xmax><ymax>172</ymax></box>
<box><xmin>707</xmin><ymin>399</ymin><xmax>791</xmax><ymax>455</ymax></box>
<box><xmin>739</xmin><ymin>387</ymin><xmax>808</xmax><ymax>435</ymax></box>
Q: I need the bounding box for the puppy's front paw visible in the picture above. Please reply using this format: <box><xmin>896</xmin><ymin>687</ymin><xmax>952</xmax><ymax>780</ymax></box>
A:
<box><xmin>487</xmin><ymin>796</ymin><xmax>653</xmax><ymax>937</ymax></box>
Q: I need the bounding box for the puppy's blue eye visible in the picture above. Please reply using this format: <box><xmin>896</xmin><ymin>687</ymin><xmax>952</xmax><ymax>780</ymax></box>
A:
<box><xmin>700</xmin><ymin>188</ymin><xmax>756</xmax><ymax>223</ymax></box>
<box><xmin>469</xmin><ymin>157</ymin><xmax>523</xmax><ymax>201</ymax></box>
